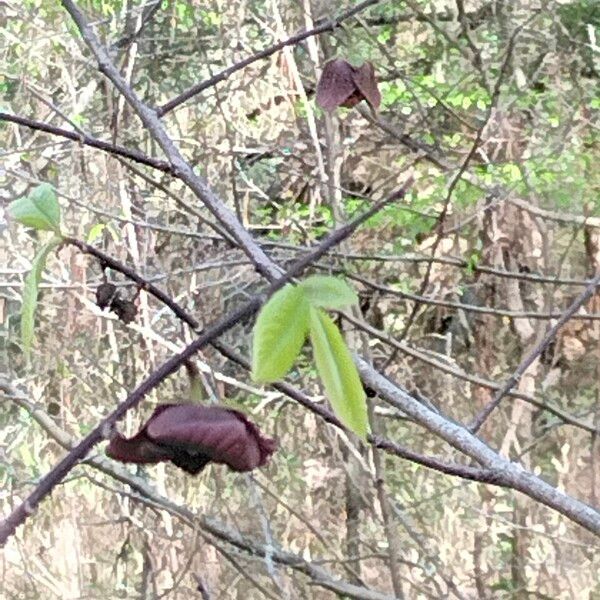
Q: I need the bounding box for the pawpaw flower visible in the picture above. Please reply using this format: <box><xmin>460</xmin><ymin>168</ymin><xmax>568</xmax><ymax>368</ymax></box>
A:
<box><xmin>106</xmin><ymin>404</ymin><xmax>277</xmax><ymax>474</ymax></box>
<box><xmin>316</xmin><ymin>59</ymin><xmax>381</xmax><ymax>112</ymax></box>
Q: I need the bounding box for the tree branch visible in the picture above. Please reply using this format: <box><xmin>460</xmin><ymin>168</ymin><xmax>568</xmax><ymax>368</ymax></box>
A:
<box><xmin>1</xmin><ymin>383</ymin><xmax>397</xmax><ymax>600</ymax></box>
<box><xmin>469</xmin><ymin>268</ymin><xmax>600</xmax><ymax>432</ymax></box>
<box><xmin>0</xmin><ymin>184</ymin><xmax>410</xmax><ymax>546</ymax></box>
<box><xmin>342</xmin><ymin>311</ymin><xmax>598</xmax><ymax>435</ymax></box>
<box><xmin>61</xmin><ymin>0</ymin><xmax>280</xmax><ymax>280</ymax></box>
<box><xmin>156</xmin><ymin>0</ymin><xmax>383</xmax><ymax>116</ymax></box>
<box><xmin>62</xmin><ymin>214</ymin><xmax>507</xmax><ymax>488</ymax></box>
<box><xmin>0</xmin><ymin>111</ymin><xmax>172</xmax><ymax>172</ymax></box>
<box><xmin>356</xmin><ymin>359</ymin><xmax>600</xmax><ymax>536</ymax></box>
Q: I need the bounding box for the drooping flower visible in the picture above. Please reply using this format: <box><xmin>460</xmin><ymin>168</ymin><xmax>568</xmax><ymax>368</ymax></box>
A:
<box><xmin>316</xmin><ymin>59</ymin><xmax>381</xmax><ymax>113</ymax></box>
<box><xmin>106</xmin><ymin>404</ymin><xmax>277</xmax><ymax>474</ymax></box>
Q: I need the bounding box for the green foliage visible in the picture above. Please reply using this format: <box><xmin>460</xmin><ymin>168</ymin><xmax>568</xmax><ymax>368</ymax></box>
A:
<box><xmin>252</xmin><ymin>276</ymin><xmax>367</xmax><ymax>438</ymax></box>
<box><xmin>252</xmin><ymin>284</ymin><xmax>310</xmax><ymax>382</ymax></box>
<box><xmin>89</xmin><ymin>0</ymin><xmax>123</xmax><ymax>16</ymax></box>
<box><xmin>377</xmin><ymin>25</ymin><xmax>393</xmax><ymax>44</ymax></box>
<box><xmin>380</xmin><ymin>81</ymin><xmax>410</xmax><ymax>109</ymax></box>
<box><xmin>308</xmin><ymin>307</ymin><xmax>368</xmax><ymax>440</ymax></box>
<box><xmin>466</xmin><ymin>250</ymin><xmax>481</xmax><ymax>277</ymax></box>
<box><xmin>20</xmin><ymin>237</ymin><xmax>62</xmax><ymax>358</ymax></box>
<box><xmin>450</xmin><ymin>179</ymin><xmax>486</xmax><ymax>209</ymax></box>
<box><xmin>381</xmin><ymin>71</ymin><xmax>491</xmax><ymax>116</ymax></box>
<box><xmin>8</xmin><ymin>184</ymin><xmax>62</xmax><ymax>235</ymax></box>
<box><xmin>298</xmin><ymin>275</ymin><xmax>358</xmax><ymax>310</ymax></box>
<box><xmin>364</xmin><ymin>192</ymin><xmax>440</xmax><ymax>247</ymax></box>
<box><xmin>175</xmin><ymin>1</ymin><xmax>195</xmax><ymax>27</ymax></box>
<box><xmin>9</xmin><ymin>184</ymin><xmax>65</xmax><ymax>357</ymax></box>
<box><xmin>86</xmin><ymin>223</ymin><xmax>106</xmax><ymax>243</ymax></box>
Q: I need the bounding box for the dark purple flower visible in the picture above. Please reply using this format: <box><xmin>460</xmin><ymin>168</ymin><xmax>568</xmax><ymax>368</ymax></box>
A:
<box><xmin>106</xmin><ymin>404</ymin><xmax>277</xmax><ymax>474</ymax></box>
<box><xmin>316</xmin><ymin>59</ymin><xmax>381</xmax><ymax>112</ymax></box>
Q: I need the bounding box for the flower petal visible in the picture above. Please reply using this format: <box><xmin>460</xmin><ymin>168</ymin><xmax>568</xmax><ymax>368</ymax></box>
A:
<box><xmin>106</xmin><ymin>404</ymin><xmax>277</xmax><ymax>474</ymax></box>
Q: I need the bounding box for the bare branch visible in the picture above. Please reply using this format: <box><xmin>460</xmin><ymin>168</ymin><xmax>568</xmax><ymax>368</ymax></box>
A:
<box><xmin>0</xmin><ymin>182</ymin><xmax>411</xmax><ymax>546</ymax></box>
<box><xmin>0</xmin><ymin>111</ymin><xmax>172</xmax><ymax>172</ymax></box>
<box><xmin>156</xmin><ymin>0</ymin><xmax>383</xmax><ymax>116</ymax></box>
<box><xmin>61</xmin><ymin>0</ymin><xmax>280</xmax><ymax>279</ymax></box>
<box><xmin>2</xmin><ymin>384</ymin><xmax>397</xmax><ymax>600</ymax></box>
<box><xmin>469</xmin><ymin>268</ymin><xmax>600</xmax><ymax>432</ymax></box>
<box><xmin>356</xmin><ymin>359</ymin><xmax>600</xmax><ymax>536</ymax></box>
<box><xmin>342</xmin><ymin>312</ymin><xmax>598</xmax><ymax>435</ymax></box>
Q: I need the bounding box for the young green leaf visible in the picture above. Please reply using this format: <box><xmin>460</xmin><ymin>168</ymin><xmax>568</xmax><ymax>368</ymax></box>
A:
<box><xmin>21</xmin><ymin>237</ymin><xmax>62</xmax><ymax>357</ymax></box>
<box><xmin>87</xmin><ymin>223</ymin><xmax>106</xmax><ymax>243</ymax></box>
<box><xmin>252</xmin><ymin>284</ymin><xmax>310</xmax><ymax>382</ymax></box>
<box><xmin>8</xmin><ymin>183</ymin><xmax>62</xmax><ymax>234</ymax></box>
<box><xmin>309</xmin><ymin>307</ymin><xmax>368</xmax><ymax>439</ymax></box>
<box><xmin>299</xmin><ymin>275</ymin><xmax>358</xmax><ymax>309</ymax></box>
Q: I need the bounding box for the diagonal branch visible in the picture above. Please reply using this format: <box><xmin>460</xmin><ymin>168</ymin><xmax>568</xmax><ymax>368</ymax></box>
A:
<box><xmin>63</xmin><ymin>232</ymin><xmax>501</xmax><ymax>484</ymax></box>
<box><xmin>112</xmin><ymin>0</ymin><xmax>163</xmax><ymax>50</ymax></box>
<box><xmin>1</xmin><ymin>383</ymin><xmax>397</xmax><ymax>600</ymax></box>
<box><xmin>357</xmin><ymin>359</ymin><xmax>600</xmax><ymax>536</ymax></box>
<box><xmin>469</xmin><ymin>268</ymin><xmax>600</xmax><ymax>433</ymax></box>
<box><xmin>0</xmin><ymin>185</ymin><xmax>410</xmax><ymax>546</ymax></box>
<box><xmin>61</xmin><ymin>0</ymin><xmax>280</xmax><ymax>280</ymax></box>
<box><xmin>393</xmin><ymin>15</ymin><xmax>532</xmax><ymax>346</ymax></box>
<box><xmin>156</xmin><ymin>0</ymin><xmax>383</xmax><ymax>116</ymax></box>
<box><xmin>0</xmin><ymin>111</ymin><xmax>172</xmax><ymax>172</ymax></box>
<box><xmin>341</xmin><ymin>311</ymin><xmax>598</xmax><ymax>435</ymax></box>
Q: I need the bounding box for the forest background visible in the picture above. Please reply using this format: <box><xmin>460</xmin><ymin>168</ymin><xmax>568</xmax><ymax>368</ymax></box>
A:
<box><xmin>1</xmin><ymin>0</ymin><xmax>599</xmax><ymax>598</ymax></box>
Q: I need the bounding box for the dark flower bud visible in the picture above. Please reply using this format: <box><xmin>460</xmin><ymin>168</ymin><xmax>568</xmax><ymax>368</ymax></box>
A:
<box><xmin>111</xmin><ymin>298</ymin><xmax>138</xmax><ymax>324</ymax></box>
<box><xmin>96</xmin><ymin>282</ymin><xmax>117</xmax><ymax>309</ymax></box>
<box><xmin>106</xmin><ymin>404</ymin><xmax>277</xmax><ymax>475</ymax></box>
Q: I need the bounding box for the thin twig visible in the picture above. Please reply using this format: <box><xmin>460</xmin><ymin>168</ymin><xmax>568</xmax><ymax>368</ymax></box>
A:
<box><xmin>341</xmin><ymin>312</ymin><xmax>598</xmax><ymax>435</ymax></box>
<box><xmin>2</xmin><ymin>383</ymin><xmax>396</xmax><ymax>600</ymax></box>
<box><xmin>61</xmin><ymin>0</ymin><xmax>280</xmax><ymax>280</ymax></box>
<box><xmin>356</xmin><ymin>359</ymin><xmax>600</xmax><ymax>536</ymax></box>
<box><xmin>112</xmin><ymin>0</ymin><xmax>164</xmax><ymax>49</ymax></box>
<box><xmin>343</xmin><ymin>269</ymin><xmax>600</xmax><ymax>321</ymax></box>
<box><xmin>0</xmin><ymin>182</ymin><xmax>411</xmax><ymax>546</ymax></box>
<box><xmin>156</xmin><ymin>0</ymin><xmax>382</xmax><ymax>116</ymax></box>
<box><xmin>0</xmin><ymin>111</ymin><xmax>172</xmax><ymax>172</ymax></box>
<box><xmin>394</xmin><ymin>16</ymin><xmax>531</xmax><ymax>346</ymax></box>
<box><xmin>469</xmin><ymin>268</ymin><xmax>600</xmax><ymax>433</ymax></box>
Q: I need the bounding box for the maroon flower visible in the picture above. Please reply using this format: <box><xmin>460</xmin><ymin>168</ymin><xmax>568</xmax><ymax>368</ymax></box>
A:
<box><xmin>106</xmin><ymin>404</ymin><xmax>277</xmax><ymax>474</ymax></box>
<box><xmin>316</xmin><ymin>59</ymin><xmax>381</xmax><ymax>113</ymax></box>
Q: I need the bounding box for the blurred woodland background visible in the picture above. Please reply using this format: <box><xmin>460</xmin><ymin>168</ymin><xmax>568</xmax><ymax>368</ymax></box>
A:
<box><xmin>1</xmin><ymin>0</ymin><xmax>599</xmax><ymax>598</ymax></box>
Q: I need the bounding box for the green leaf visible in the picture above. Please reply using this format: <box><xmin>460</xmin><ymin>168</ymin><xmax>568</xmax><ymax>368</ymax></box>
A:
<box><xmin>466</xmin><ymin>252</ymin><xmax>480</xmax><ymax>276</ymax></box>
<box><xmin>309</xmin><ymin>307</ymin><xmax>368</xmax><ymax>439</ymax></box>
<box><xmin>185</xmin><ymin>362</ymin><xmax>205</xmax><ymax>404</ymax></box>
<box><xmin>8</xmin><ymin>184</ymin><xmax>62</xmax><ymax>234</ymax></box>
<box><xmin>21</xmin><ymin>237</ymin><xmax>62</xmax><ymax>357</ymax></box>
<box><xmin>252</xmin><ymin>284</ymin><xmax>310</xmax><ymax>382</ymax></box>
<box><xmin>299</xmin><ymin>275</ymin><xmax>358</xmax><ymax>310</ymax></box>
<box><xmin>86</xmin><ymin>223</ymin><xmax>106</xmax><ymax>243</ymax></box>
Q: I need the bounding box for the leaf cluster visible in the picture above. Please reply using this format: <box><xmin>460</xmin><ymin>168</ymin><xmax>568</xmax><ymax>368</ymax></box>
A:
<box><xmin>252</xmin><ymin>275</ymin><xmax>368</xmax><ymax>439</ymax></box>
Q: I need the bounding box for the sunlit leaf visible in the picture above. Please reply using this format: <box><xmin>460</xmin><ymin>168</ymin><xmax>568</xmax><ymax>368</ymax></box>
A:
<box><xmin>21</xmin><ymin>237</ymin><xmax>62</xmax><ymax>357</ymax></box>
<box><xmin>300</xmin><ymin>275</ymin><xmax>358</xmax><ymax>310</ymax></box>
<box><xmin>87</xmin><ymin>223</ymin><xmax>106</xmax><ymax>243</ymax></box>
<box><xmin>309</xmin><ymin>307</ymin><xmax>368</xmax><ymax>439</ymax></box>
<box><xmin>252</xmin><ymin>284</ymin><xmax>310</xmax><ymax>382</ymax></box>
<box><xmin>8</xmin><ymin>184</ymin><xmax>62</xmax><ymax>234</ymax></box>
